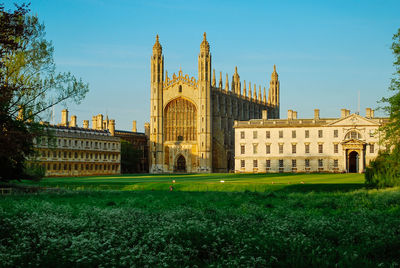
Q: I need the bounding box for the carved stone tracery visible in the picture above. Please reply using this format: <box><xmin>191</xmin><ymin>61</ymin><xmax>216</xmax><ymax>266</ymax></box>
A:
<box><xmin>164</xmin><ymin>69</ymin><xmax>198</xmax><ymax>89</ymax></box>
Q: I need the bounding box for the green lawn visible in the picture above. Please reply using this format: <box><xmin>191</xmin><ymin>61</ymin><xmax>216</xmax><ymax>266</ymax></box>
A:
<box><xmin>21</xmin><ymin>172</ymin><xmax>365</xmax><ymax>192</ymax></box>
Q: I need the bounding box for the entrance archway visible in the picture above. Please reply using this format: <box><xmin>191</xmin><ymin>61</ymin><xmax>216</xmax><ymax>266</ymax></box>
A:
<box><xmin>175</xmin><ymin>155</ymin><xmax>186</xmax><ymax>173</ymax></box>
<box><xmin>348</xmin><ymin>151</ymin><xmax>359</xmax><ymax>173</ymax></box>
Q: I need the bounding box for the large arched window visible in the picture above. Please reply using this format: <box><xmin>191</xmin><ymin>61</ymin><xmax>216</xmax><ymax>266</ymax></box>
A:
<box><xmin>164</xmin><ymin>98</ymin><xmax>197</xmax><ymax>141</ymax></box>
<box><xmin>345</xmin><ymin>130</ymin><xmax>362</xmax><ymax>140</ymax></box>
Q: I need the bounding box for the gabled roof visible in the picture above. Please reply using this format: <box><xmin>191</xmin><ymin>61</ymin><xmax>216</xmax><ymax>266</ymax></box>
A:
<box><xmin>327</xmin><ymin>113</ymin><xmax>380</xmax><ymax>127</ymax></box>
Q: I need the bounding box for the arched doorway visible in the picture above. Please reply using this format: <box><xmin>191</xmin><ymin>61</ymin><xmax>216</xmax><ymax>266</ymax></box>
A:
<box><xmin>348</xmin><ymin>151</ymin><xmax>359</xmax><ymax>173</ymax></box>
<box><xmin>175</xmin><ymin>155</ymin><xmax>186</xmax><ymax>173</ymax></box>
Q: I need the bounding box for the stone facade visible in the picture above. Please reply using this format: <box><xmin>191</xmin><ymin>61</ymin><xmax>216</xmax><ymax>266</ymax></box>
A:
<box><xmin>29</xmin><ymin>109</ymin><xmax>121</xmax><ymax>177</ymax></box>
<box><xmin>150</xmin><ymin>33</ymin><xmax>280</xmax><ymax>173</ymax></box>
<box><xmin>234</xmin><ymin>108</ymin><xmax>388</xmax><ymax>173</ymax></box>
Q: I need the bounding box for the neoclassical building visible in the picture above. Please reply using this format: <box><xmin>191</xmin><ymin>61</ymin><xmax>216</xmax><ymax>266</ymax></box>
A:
<box><xmin>234</xmin><ymin>108</ymin><xmax>388</xmax><ymax>173</ymax></box>
<box><xmin>150</xmin><ymin>33</ymin><xmax>280</xmax><ymax>173</ymax></box>
<box><xmin>29</xmin><ymin>109</ymin><xmax>121</xmax><ymax>176</ymax></box>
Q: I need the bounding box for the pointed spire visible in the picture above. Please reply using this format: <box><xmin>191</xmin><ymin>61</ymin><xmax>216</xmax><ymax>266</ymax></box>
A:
<box><xmin>243</xmin><ymin>80</ymin><xmax>247</xmax><ymax>97</ymax></box>
<box><xmin>263</xmin><ymin>87</ymin><xmax>266</xmax><ymax>103</ymax></box>
<box><xmin>254</xmin><ymin>84</ymin><xmax>257</xmax><ymax>100</ymax></box>
<box><xmin>232</xmin><ymin>66</ymin><xmax>240</xmax><ymax>95</ymax></box>
<box><xmin>200</xmin><ymin>32</ymin><xmax>210</xmax><ymax>53</ymax></box>
<box><xmin>258</xmin><ymin>86</ymin><xmax>262</xmax><ymax>102</ymax></box>
<box><xmin>212</xmin><ymin>69</ymin><xmax>216</xmax><ymax>87</ymax></box>
<box><xmin>271</xmin><ymin>64</ymin><xmax>278</xmax><ymax>80</ymax></box>
<box><xmin>225</xmin><ymin>73</ymin><xmax>229</xmax><ymax>91</ymax></box>
<box><xmin>152</xmin><ymin>34</ymin><xmax>162</xmax><ymax>54</ymax></box>
<box><xmin>219</xmin><ymin>71</ymin><xmax>223</xmax><ymax>89</ymax></box>
<box><xmin>249</xmin><ymin>82</ymin><xmax>252</xmax><ymax>99</ymax></box>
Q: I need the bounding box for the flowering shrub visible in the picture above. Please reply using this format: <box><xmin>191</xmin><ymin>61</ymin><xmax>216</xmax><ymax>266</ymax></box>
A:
<box><xmin>0</xmin><ymin>189</ymin><xmax>400</xmax><ymax>266</ymax></box>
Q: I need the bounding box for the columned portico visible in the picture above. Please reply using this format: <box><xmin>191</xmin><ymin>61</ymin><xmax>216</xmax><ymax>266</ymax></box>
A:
<box><xmin>341</xmin><ymin>139</ymin><xmax>366</xmax><ymax>173</ymax></box>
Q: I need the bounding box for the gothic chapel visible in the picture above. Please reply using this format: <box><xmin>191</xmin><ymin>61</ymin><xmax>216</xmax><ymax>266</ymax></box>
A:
<box><xmin>150</xmin><ymin>33</ymin><xmax>280</xmax><ymax>173</ymax></box>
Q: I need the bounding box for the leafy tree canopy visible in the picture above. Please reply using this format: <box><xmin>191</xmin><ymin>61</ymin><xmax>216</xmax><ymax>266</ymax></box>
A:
<box><xmin>381</xmin><ymin>28</ymin><xmax>400</xmax><ymax>148</ymax></box>
<box><xmin>0</xmin><ymin>3</ymin><xmax>89</xmax><ymax>181</ymax></box>
<box><xmin>366</xmin><ymin>28</ymin><xmax>400</xmax><ymax>188</ymax></box>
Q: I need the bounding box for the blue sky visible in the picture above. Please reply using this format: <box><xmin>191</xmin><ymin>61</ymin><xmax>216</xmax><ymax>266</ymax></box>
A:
<box><xmin>6</xmin><ymin>0</ymin><xmax>400</xmax><ymax>132</ymax></box>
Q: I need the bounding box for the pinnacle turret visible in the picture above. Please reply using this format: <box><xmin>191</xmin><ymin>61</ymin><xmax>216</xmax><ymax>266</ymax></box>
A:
<box><xmin>200</xmin><ymin>32</ymin><xmax>210</xmax><ymax>53</ymax></box>
<box><xmin>271</xmin><ymin>64</ymin><xmax>278</xmax><ymax>80</ymax></box>
<box><xmin>152</xmin><ymin>34</ymin><xmax>162</xmax><ymax>54</ymax></box>
<box><xmin>212</xmin><ymin>69</ymin><xmax>216</xmax><ymax>87</ymax></box>
<box><xmin>219</xmin><ymin>71</ymin><xmax>223</xmax><ymax>89</ymax></box>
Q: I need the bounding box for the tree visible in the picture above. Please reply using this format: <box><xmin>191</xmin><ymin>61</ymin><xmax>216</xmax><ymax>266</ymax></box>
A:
<box><xmin>0</xmin><ymin>4</ymin><xmax>89</xmax><ymax>181</ymax></box>
<box><xmin>380</xmin><ymin>28</ymin><xmax>400</xmax><ymax>148</ymax></box>
<box><xmin>365</xmin><ymin>28</ymin><xmax>400</xmax><ymax>188</ymax></box>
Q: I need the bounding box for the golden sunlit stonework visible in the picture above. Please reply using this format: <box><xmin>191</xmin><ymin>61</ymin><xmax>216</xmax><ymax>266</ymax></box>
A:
<box><xmin>29</xmin><ymin>109</ymin><xmax>121</xmax><ymax>177</ymax></box>
<box><xmin>150</xmin><ymin>33</ymin><xmax>280</xmax><ymax>173</ymax></box>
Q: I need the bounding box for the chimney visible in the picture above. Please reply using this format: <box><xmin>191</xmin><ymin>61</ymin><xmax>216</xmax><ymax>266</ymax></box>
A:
<box><xmin>262</xmin><ymin>110</ymin><xmax>268</xmax><ymax>119</ymax></box>
<box><xmin>144</xmin><ymin>122</ymin><xmax>150</xmax><ymax>138</ymax></box>
<box><xmin>346</xmin><ymin>109</ymin><xmax>350</xmax><ymax>117</ymax></box>
<box><xmin>83</xmin><ymin>120</ymin><xmax>89</xmax><ymax>129</ymax></box>
<box><xmin>341</xmin><ymin>109</ymin><xmax>347</xmax><ymax>118</ymax></box>
<box><xmin>314</xmin><ymin>109</ymin><xmax>320</xmax><ymax>120</ymax></box>
<box><xmin>365</xmin><ymin>108</ymin><xmax>371</xmax><ymax>118</ymax></box>
<box><xmin>287</xmin><ymin>109</ymin><xmax>293</xmax><ymax>120</ymax></box>
<box><xmin>61</xmin><ymin>109</ymin><xmax>69</xmax><ymax>126</ymax></box>
<box><xmin>371</xmin><ymin>109</ymin><xmax>374</xmax><ymax>118</ymax></box>
<box><xmin>97</xmin><ymin>114</ymin><xmax>103</xmax><ymax>130</ymax></box>
<box><xmin>70</xmin><ymin>115</ymin><xmax>77</xmax><ymax>127</ymax></box>
<box><xmin>132</xmin><ymin>120</ymin><xmax>137</xmax><ymax>132</ymax></box>
<box><xmin>293</xmin><ymin>111</ymin><xmax>298</xmax><ymax>119</ymax></box>
<box><xmin>109</xmin><ymin>119</ymin><xmax>115</xmax><ymax>136</ymax></box>
<box><xmin>92</xmin><ymin>116</ymin><xmax>97</xmax><ymax>129</ymax></box>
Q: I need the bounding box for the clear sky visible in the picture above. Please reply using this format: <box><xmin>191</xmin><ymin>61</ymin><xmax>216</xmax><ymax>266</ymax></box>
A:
<box><xmin>6</xmin><ymin>0</ymin><xmax>400</xmax><ymax>132</ymax></box>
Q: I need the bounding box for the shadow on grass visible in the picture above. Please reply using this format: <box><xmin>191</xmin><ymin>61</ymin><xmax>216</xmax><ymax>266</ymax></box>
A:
<box><xmin>275</xmin><ymin>183</ymin><xmax>365</xmax><ymax>193</ymax></box>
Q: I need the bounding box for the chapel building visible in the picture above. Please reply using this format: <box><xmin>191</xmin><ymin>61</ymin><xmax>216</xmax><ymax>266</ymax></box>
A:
<box><xmin>150</xmin><ymin>33</ymin><xmax>280</xmax><ymax>173</ymax></box>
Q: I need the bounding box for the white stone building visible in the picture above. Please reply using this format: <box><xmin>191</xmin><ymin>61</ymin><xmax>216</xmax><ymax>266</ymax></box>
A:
<box><xmin>234</xmin><ymin>108</ymin><xmax>388</xmax><ymax>173</ymax></box>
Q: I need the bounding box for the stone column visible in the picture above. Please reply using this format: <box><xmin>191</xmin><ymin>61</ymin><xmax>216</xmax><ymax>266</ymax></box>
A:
<box><xmin>343</xmin><ymin>149</ymin><xmax>347</xmax><ymax>172</ymax></box>
<box><xmin>360</xmin><ymin>149</ymin><xmax>364</xmax><ymax>173</ymax></box>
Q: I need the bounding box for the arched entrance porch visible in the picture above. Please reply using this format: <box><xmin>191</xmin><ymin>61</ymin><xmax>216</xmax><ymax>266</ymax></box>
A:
<box><xmin>175</xmin><ymin>155</ymin><xmax>186</xmax><ymax>173</ymax></box>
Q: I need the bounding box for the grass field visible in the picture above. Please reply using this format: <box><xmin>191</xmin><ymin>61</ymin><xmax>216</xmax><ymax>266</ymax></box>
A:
<box><xmin>21</xmin><ymin>172</ymin><xmax>365</xmax><ymax>192</ymax></box>
<box><xmin>2</xmin><ymin>173</ymin><xmax>400</xmax><ymax>267</ymax></box>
